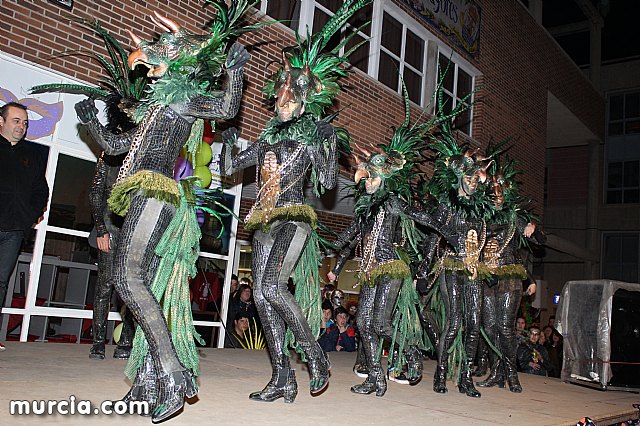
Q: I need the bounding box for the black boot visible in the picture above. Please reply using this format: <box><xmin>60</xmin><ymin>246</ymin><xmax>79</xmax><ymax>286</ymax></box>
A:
<box><xmin>89</xmin><ymin>342</ymin><xmax>105</xmax><ymax>360</ymax></box>
<box><xmin>151</xmin><ymin>370</ymin><xmax>197</xmax><ymax>423</ymax></box>
<box><xmin>113</xmin><ymin>345</ymin><xmax>132</xmax><ymax>359</ymax></box>
<box><xmin>472</xmin><ymin>351</ymin><xmax>489</xmax><ymax>377</ymax></box>
<box><xmin>351</xmin><ymin>365</ymin><xmax>387</xmax><ymax>397</ymax></box>
<box><xmin>249</xmin><ymin>368</ymin><xmax>298</xmax><ymax>403</ymax></box>
<box><xmin>477</xmin><ymin>359</ymin><xmax>505</xmax><ymax>388</ymax></box>
<box><xmin>122</xmin><ymin>353</ymin><xmax>158</xmax><ymax>416</ymax></box>
<box><xmin>458</xmin><ymin>359</ymin><xmax>481</xmax><ymax>398</ymax></box>
<box><xmin>405</xmin><ymin>346</ymin><xmax>423</xmax><ymax>385</ymax></box>
<box><xmin>307</xmin><ymin>351</ymin><xmax>331</xmax><ymax>394</ymax></box>
<box><xmin>504</xmin><ymin>358</ymin><xmax>522</xmax><ymax>393</ymax></box>
<box><xmin>433</xmin><ymin>364</ymin><xmax>448</xmax><ymax>394</ymax></box>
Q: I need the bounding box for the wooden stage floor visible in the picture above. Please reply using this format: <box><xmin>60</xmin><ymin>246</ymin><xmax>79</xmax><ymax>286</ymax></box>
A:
<box><xmin>0</xmin><ymin>341</ymin><xmax>638</xmax><ymax>425</ymax></box>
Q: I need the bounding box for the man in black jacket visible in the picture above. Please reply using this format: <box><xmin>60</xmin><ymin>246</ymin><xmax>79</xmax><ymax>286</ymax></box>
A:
<box><xmin>0</xmin><ymin>102</ymin><xmax>49</xmax><ymax>351</ymax></box>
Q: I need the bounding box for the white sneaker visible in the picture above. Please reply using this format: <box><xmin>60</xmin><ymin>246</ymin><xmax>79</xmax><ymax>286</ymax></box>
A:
<box><xmin>0</xmin><ymin>342</ymin><xmax>6</xmax><ymax>352</ymax></box>
<box><xmin>353</xmin><ymin>364</ymin><xmax>369</xmax><ymax>378</ymax></box>
<box><xmin>387</xmin><ymin>369</ymin><xmax>409</xmax><ymax>385</ymax></box>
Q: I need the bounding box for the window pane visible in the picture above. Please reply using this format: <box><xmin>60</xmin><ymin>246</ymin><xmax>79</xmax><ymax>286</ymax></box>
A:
<box><xmin>625</xmin><ymin>119</ymin><xmax>640</xmax><ymax>134</ymax></box>
<box><xmin>454</xmin><ymin>103</ymin><xmax>471</xmax><ymax>135</ymax></box>
<box><xmin>317</xmin><ymin>0</ymin><xmax>341</xmax><ymax>13</ymax></box>
<box><xmin>349</xmin><ymin>2</ymin><xmax>372</xmax><ymax>36</ymax></box>
<box><xmin>438</xmin><ymin>54</ymin><xmax>455</xmax><ymax>93</ymax></box>
<box><xmin>621</xmin><ymin>236</ymin><xmax>639</xmax><ymax>263</ymax></box>
<box><xmin>625</xmin><ymin>92</ymin><xmax>639</xmax><ymax>119</ymax></box>
<box><xmin>200</xmin><ymin>193</ymin><xmax>235</xmax><ymax>256</ymax></box>
<box><xmin>49</xmin><ymin>154</ymin><xmax>96</xmax><ymax>232</ymax></box>
<box><xmin>381</xmin><ymin>12</ymin><xmax>402</xmax><ymax>56</ymax></box>
<box><xmin>404</xmin><ymin>30</ymin><xmax>424</xmax><ymax>71</ymax></box>
<box><xmin>624</xmin><ymin>189</ymin><xmax>639</xmax><ymax>204</ymax></box>
<box><xmin>604</xmin><ymin>235</ymin><xmax>622</xmax><ymax>262</ymax></box>
<box><xmin>266</xmin><ymin>0</ymin><xmax>300</xmax><ymax>30</ymax></box>
<box><xmin>40</xmin><ymin>232</ymin><xmax>98</xmax><ymax>310</ymax></box>
<box><xmin>608</xmin><ymin>162</ymin><xmax>623</xmax><ymax>189</ymax></box>
<box><xmin>607</xmin><ymin>190</ymin><xmax>622</xmax><ymax>204</ymax></box>
<box><xmin>438</xmin><ymin>92</ymin><xmax>453</xmax><ymax>116</ymax></box>
<box><xmin>623</xmin><ymin>161</ymin><xmax>639</xmax><ymax>187</ymax></box>
<box><xmin>609</xmin><ymin>95</ymin><xmax>623</xmax><ymax>120</ymax></box>
<box><xmin>403</xmin><ymin>67</ymin><xmax>422</xmax><ymax>104</ymax></box>
<box><xmin>609</xmin><ymin>122</ymin><xmax>623</xmax><ymax>136</ymax></box>
<box><xmin>379</xmin><ymin>51</ymin><xmax>400</xmax><ymax>92</ymax></box>
<box><xmin>457</xmin><ymin>69</ymin><xmax>472</xmax><ymax>99</ymax></box>
<box><xmin>346</xmin><ymin>32</ymin><xmax>369</xmax><ymax>72</ymax></box>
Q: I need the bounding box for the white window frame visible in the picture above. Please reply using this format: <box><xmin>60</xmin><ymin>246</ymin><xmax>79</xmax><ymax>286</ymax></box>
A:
<box><xmin>289</xmin><ymin>1</ymin><xmax>479</xmax><ymax>127</ymax></box>
<box><xmin>436</xmin><ymin>47</ymin><xmax>477</xmax><ymax>137</ymax></box>
<box><xmin>607</xmin><ymin>89</ymin><xmax>640</xmax><ymax>137</ymax></box>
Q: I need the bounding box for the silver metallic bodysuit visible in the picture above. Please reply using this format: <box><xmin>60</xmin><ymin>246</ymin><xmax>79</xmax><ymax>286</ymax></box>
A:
<box><xmin>332</xmin><ymin>195</ymin><xmax>440</xmax><ymax>396</ymax></box>
<box><xmin>88</xmin><ymin>152</ymin><xmax>135</xmax><ymax>358</ymax></box>
<box><xmin>221</xmin><ymin>114</ymin><xmax>337</xmax><ymax>399</ymax></box>
<box><xmin>81</xmin><ymin>64</ymin><xmax>244</xmax><ymax>406</ymax></box>
<box><xmin>479</xmin><ymin>218</ymin><xmax>545</xmax><ymax>392</ymax></box>
<box><xmin>414</xmin><ymin>202</ymin><xmax>486</xmax><ymax>397</ymax></box>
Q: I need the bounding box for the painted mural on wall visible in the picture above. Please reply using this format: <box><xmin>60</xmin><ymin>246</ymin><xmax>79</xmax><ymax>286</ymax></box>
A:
<box><xmin>0</xmin><ymin>87</ymin><xmax>63</xmax><ymax>140</ymax></box>
<box><xmin>402</xmin><ymin>0</ymin><xmax>481</xmax><ymax>55</ymax></box>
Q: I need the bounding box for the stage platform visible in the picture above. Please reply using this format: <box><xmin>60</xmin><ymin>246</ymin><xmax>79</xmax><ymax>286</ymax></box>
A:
<box><xmin>0</xmin><ymin>341</ymin><xmax>638</xmax><ymax>425</ymax></box>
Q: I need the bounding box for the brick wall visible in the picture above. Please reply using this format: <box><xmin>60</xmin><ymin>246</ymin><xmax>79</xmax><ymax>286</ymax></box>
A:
<box><xmin>1</xmin><ymin>0</ymin><xmax>603</xmax><ymax>226</ymax></box>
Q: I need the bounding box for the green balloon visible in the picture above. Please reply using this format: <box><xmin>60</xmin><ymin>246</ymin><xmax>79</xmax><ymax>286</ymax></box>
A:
<box><xmin>113</xmin><ymin>322</ymin><xmax>122</xmax><ymax>344</ymax></box>
<box><xmin>193</xmin><ymin>165</ymin><xmax>212</xmax><ymax>188</ymax></box>
<box><xmin>194</xmin><ymin>142</ymin><xmax>213</xmax><ymax>166</ymax></box>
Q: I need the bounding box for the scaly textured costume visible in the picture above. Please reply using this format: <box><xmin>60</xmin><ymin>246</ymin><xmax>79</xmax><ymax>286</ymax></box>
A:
<box><xmin>477</xmin><ymin>143</ymin><xmax>545</xmax><ymax>393</ymax></box>
<box><xmin>420</xmin><ymin>109</ymin><xmax>494</xmax><ymax>398</ymax></box>
<box><xmin>88</xmin><ymin>152</ymin><xmax>136</xmax><ymax>360</ymax></box>
<box><xmin>75</xmin><ymin>2</ymin><xmax>252</xmax><ymax>421</ymax></box>
<box><xmin>220</xmin><ymin>0</ymin><xmax>371</xmax><ymax>403</ymax></box>
<box><xmin>330</xmin><ymin>86</ymin><xmax>459</xmax><ymax>396</ymax></box>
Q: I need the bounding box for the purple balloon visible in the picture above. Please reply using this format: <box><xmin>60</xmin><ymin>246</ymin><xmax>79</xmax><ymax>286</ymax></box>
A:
<box><xmin>173</xmin><ymin>156</ymin><xmax>194</xmax><ymax>182</ymax></box>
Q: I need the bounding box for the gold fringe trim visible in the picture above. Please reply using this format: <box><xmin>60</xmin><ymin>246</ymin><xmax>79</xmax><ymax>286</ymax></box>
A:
<box><xmin>108</xmin><ymin>170</ymin><xmax>180</xmax><ymax>216</ymax></box>
<box><xmin>244</xmin><ymin>204</ymin><xmax>318</xmax><ymax>232</ymax></box>
<box><xmin>439</xmin><ymin>257</ymin><xmax>527</xmax><ymax>281</ymax></box>
<box><xmin>360</xmin><ymin>260</ymin><xmax>411</xmax><ymax>288</ymax></box>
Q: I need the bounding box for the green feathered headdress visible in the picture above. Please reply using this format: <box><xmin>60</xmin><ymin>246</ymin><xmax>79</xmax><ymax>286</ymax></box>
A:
<box><xmin>262</xmin><ymin>0</ymin><xmax>372</xmax><ymax>118</ymax></box>
<box><xmin>129</xmin><ymin>0</ymin><xmax>262</xmax><ymax>121</ymax></box>
<box><xmin>484</xmin><ymin>139</ymin><xmax>539</xmax><ymax>246</ymax></box>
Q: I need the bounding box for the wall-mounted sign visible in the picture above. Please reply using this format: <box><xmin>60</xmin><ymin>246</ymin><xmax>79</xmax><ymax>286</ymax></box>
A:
<box><xmin>401</xmin><ymin>0</ymin><xmax>481</xmax><ymax>55</ymax></box>
<box><xmin>49</xmin><ymin>0</ymin><xmax>73</xmax><ymax>10</ymax></box>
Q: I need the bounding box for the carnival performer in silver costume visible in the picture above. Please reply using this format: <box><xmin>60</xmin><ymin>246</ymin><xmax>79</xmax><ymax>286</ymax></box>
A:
<box><xmin>328</xmin><ymin>88</ymin><xmax>472</xmax><ymax>396</ymax></box>
<box><xmin>476</xmin><ymin>148</ymin><xmax>544</xmax><ymax>393</ymax></box>
<box><xmin>74</xmin><ymin>4</ymin><xmax>250</xmax><ymax>421</ymax></box>
<box><xmin>419</xmin><ymin>135</ymin><xmax>494</xmax><ymax>398</ymax></box>
<box><xmin>220</xmin><ymin>0</ymin><xmax>371</xmax><ymax>402</ymax></box>
<box><xmin>88</xmin><ymin>152</ymin><xmax>135</xmax><ymax>360</ymax></box>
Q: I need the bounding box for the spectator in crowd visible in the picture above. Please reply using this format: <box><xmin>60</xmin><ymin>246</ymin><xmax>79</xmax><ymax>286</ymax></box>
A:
<box><xmin>547</xmin><ymin>330</ymin><xmax>563</xmax><ymax>378</ymax></box>
<box><xmin>542</xmin><ymin>325</ymin><xmax>553</xmax><ymax>343</ymax></box>
<box><xmin>229</xmin><ymin>274</ymin><xmax>240</xmax><ymax>300</ymax></box>
<box><xmin>318</xmin><ymin>307</ymin><xmax>356</xmax><ymax>352</ymax></box>
<box><xmin>0</xmin><ymin>102</ymin><xmax>49</xmax><ymax>352</ymax></box>
<box><xmin>517</xmin><ymin>326</ymin><xmax>552</xmax><ymax>376</ymax></box>
<box><xmin>347</xmin><ymin>303</ymin><xmax>358</xmax><ymax>328</ymax></box>
<box><xmin>329</xmin><ymin>289</ymin><xmax>345</xmax><ymax>310</ymax></box>
<box><xmin>322</xmin><ymin>283</ymin><xmax>335</xmax><ymax>301</ymax></box>
<box><xmin>548</xmin><ymin>315</ymin><xmax>556</xmax><ymax>329</ymax></box>
<box><xmin>229</xmin><ymin>283</ymin><xmax>258</xmax><ymax>322</ymax></box>
<box><xmin>320</xmin><ymin>300</ymin><xmax>334</xmax><ymax>335</ymax></box>
<box><xmin>516</xmin><ymin>317</ymin><xmax>527</xmax><ymax>339</ymax></box>
<box><xmin>224</xmin><ymin>312</ymin><xmax>250</xmax><ymax>348</ymax></box>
